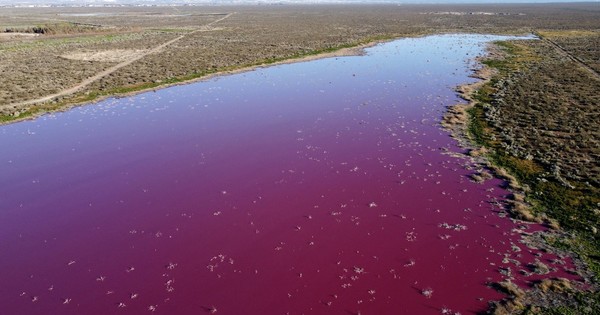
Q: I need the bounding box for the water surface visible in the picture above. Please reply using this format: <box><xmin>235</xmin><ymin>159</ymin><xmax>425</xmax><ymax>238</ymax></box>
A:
<box><xmin>0</xmin><ymin>34</ymin><xmax>571</xmax><ymax>314</ymax></box>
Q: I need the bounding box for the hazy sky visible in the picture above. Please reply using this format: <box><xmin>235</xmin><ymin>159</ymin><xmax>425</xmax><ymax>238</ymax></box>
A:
<box><xmin>2</xmin><ymin>0</ymin><xmax>598</xmax><ymax>2</ymax></box>
<box><xmin>3</xmin><ymin>0</ymin><xmax>598</xmax><ymax>4</ymax></box>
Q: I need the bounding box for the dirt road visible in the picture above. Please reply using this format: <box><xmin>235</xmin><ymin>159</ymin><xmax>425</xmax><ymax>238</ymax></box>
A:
<box><xmin>3</xmin><ymin>12</ymin><xmax>234</xmax><ymax>110</ymax></box>
<box><xmin>540</xmin><ymin>36</ymin><xmax>600</xmax><ymax>80</ymax></box>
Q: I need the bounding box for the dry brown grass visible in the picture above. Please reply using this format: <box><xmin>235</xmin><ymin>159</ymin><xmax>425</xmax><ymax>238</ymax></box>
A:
<box><xmin>512</xmin><ymin>201</ymin><xmax>540</xmax><ymax>223</ymax></box>
<box><xmin>536</xmin><ymin>278</ymin><xmax>572</xmax><ymax>293</ymax></box>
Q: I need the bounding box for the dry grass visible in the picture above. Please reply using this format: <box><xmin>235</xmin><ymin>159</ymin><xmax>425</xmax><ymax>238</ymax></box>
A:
<box><xmin>536</xmin><ymin>278</ymin><xmax>572</xmax><ymax>293</ymax></box>
<box><xmin>467</xmin><ymin>23</ymin><xmax>600</xmax><ymax>314</ymax></box>
<box><xmin>489</xmin><ymin>278</ymin><xmax>576</xmax><ymax>315</ymax></box>
<box><xmin>483</xmin><ymin>39</ymin><xmax>600</xmax><ymax>187</ymax></box>
<box><xmin>1</xmin><ymin>3</ymin><xmax>599</xmax><ymax>116</ymax></box>
<box><xmin>540</xmin><ymin>30</ymin><xmax>600</xmax><ymax>73</ymax></box>
<box><xmin>511</xmin><ymin>201</ymin><xmax>539</xmax><ymax>223</ymax></box>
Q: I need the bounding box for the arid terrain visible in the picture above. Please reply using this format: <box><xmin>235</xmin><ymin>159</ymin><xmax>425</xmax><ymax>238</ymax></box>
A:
<box><xmin>0</xmin><ymin>3</ymin><xmax>599</xmax><ymax>116</ymax></box>
<box><xmin>1</xmin><ymin>3</ymin><xmax>599</xmax><ymax>314</ymax></box>
<box><xmin>443</xmin><ymin>33</ymin><xmax>600</xmax><ymax>313</ymax></box>
<box><xmin>463</xmin><ymin>33</ymin><xmax>600</xmax><ymax>313</ymax></box>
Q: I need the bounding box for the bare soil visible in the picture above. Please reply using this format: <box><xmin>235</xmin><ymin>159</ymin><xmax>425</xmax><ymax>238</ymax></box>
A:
<box><xmin>61</xmin><ymin>49</ymin><xmax>147</xmax><ymax>62</ymax></box>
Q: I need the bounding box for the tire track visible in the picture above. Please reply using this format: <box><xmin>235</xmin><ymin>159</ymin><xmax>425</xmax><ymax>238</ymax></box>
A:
<box><xmin>540</xmin><ymin>35</ymin><xmax>600</xmax><ymax>80</ymax></box>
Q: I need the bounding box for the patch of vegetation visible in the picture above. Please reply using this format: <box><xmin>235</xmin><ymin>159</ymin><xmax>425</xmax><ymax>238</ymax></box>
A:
<box><xmin>468</xmin><ymin>37</ymin><xmax>600</xmax><ymax>313</ymax></box>
<box><xmin>4</xmin><ymin>22</ymin><xmax>103</xmax><ymax>35</ymax></box>
<box><xmin>536</xmin><ymin>30</ymin><xmax>600</xmax><ymax>73</ymax></box>
<box><xmin>3</xmin><ymin>3</ymin><xmax>599</xmax><ymax>110</ymax></box>
<box><xmin>0</xmin><ymin>34</ymin><xmax>398</xmax><ymax>124</ymax></box>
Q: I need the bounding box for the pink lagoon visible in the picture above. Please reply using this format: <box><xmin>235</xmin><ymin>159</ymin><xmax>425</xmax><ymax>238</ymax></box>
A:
<box><xmin>0</xmin><ymin>34</ymin><xmax>574</xmax><ymax>315</ymax></box>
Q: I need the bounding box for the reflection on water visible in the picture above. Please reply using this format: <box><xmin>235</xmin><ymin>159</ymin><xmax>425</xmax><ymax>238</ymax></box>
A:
<box><xmin>0</xmin><ymin>34</ymin><xmax>569</xmax><ymax>315</ymax></box>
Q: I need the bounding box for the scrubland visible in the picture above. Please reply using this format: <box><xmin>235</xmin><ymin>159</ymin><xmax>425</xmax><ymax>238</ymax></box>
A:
<box><xmin>1</xmin><ymin>3</ymin><xmax>599</xmax><ymax>114</ymax></box>
<box><xmin>459</xmin><ymin>29</ymin><xmax>599</xmax><ymax>315</ymax></box>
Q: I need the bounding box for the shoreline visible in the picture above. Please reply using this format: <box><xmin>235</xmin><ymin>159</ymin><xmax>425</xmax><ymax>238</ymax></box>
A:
<box><xmin>445</xmin><ymin>42</ymin><xmax>597</xmax><ymax>313</ymax></box>
<box><xmin>2</xmin><ymin>33</ymin><xmax>596</xmax><ymax>312</ymax></box>
<box><xmin>1</xmin><ymin>34</ymin><xmax>568</xmax><ymax>315</ymax></box>
<box><xmin>0</xmin><ymin>39</ymin><xmax>389</xmax><ymax>127</ymax></box>
<box><xmin>0</xmin><ymin>32</ymin><xmax>529</xmax><ymax>127</ymax></box>
<box><xmin>442</xmin><ymin>43</ymin><xmax>522</xmax><ymax>188</ymax></box>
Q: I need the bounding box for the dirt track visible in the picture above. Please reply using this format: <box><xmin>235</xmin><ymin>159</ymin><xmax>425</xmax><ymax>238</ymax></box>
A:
<box><xmin>1</xmin><ymin>4</ymin><xmax>599</xmax><ymax>116</ymax></box>
<box><xmin>2</xmin><ymin>12</ymin><xmax>234</xmax><ymax>110</ymax></box>
<box><xmin>541</xmin><ymin>36</ymin><xmax>600</xmax><ymax>80</ymax></box>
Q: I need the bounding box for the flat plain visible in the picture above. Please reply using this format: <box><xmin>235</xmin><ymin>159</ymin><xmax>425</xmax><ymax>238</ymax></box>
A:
<box><xmin>0</xmin><ymin>4</ymin><xmax>598</xmax><ymax>114</ymax></box>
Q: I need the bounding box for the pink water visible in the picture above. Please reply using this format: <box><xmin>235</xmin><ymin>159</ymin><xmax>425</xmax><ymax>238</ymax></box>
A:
<box><xmin>0</xmin><ymin>34</ymin><xmax>573</xmax><ymax>315</ymax></box>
